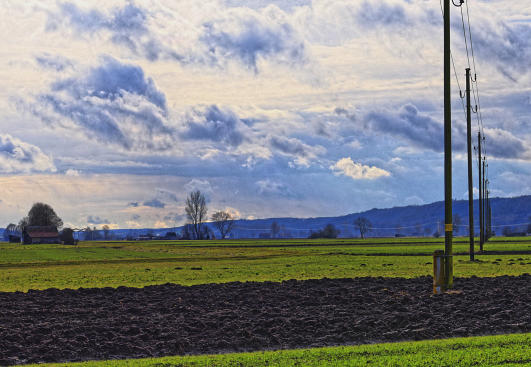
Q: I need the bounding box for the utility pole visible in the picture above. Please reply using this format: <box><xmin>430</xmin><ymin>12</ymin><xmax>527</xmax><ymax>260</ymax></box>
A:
<box><xmin>478</xmin><ymin>132</ymin><xmax>483</xmax><ymax>251</ymax></box>
<box><xmin>443</xmin><ymin>0</ymin><xmax>453</xmax><ymax>288</ymax></box>
<box><xmin>465</xmin><ymin>68</ymin><xmax>474</xmax><ymax>261</ymax></box>
<box><xmin>482</xmin><ymin>158</ymin><xmax>486</xmax><ymax>243</ymax></box>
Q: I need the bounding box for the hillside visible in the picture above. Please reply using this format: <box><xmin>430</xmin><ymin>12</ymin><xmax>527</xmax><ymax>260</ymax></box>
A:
<box><xmin>105</xmin><ymin>195</ymin><xmax>530</xmax><ymax>239</ymax></box>
<box><xmin>227</xmin><ymin>195</ymin><xmax>531</xmax><ymax>238</ymax></box>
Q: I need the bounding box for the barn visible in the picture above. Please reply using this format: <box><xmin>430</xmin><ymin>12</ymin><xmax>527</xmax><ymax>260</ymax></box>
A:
<box><xmin>22</xmin><ymin>226</ymin><xmax>60</xmax><ymax>244</ymax></box>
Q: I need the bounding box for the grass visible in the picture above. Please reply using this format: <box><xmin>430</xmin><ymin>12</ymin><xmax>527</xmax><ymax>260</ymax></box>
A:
<box><xmin>0</xmin><ymin>237</ymin><xmax>529</xmax><ymax>292</ymax></box>
<box><xmin>24</xmin><ymin>333</ymin><xmax>531</xmax><ymax>367</ymax></box>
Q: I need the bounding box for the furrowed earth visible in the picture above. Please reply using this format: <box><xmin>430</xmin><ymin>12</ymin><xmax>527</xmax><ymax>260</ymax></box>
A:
<box><xmin>0</xmin><ymin>275</ymin><xmax>529</xmax><ymax>365</ymax></box>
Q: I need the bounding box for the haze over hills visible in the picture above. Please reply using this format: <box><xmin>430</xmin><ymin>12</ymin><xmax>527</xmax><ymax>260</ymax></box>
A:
<box><xmin>107</xmin><ymin>195</ymin><xmax>530</xmax><ymax>239</ymax></box>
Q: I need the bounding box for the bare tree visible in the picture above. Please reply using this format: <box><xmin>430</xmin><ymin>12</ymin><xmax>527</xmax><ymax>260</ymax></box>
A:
<box><xmin>185</xmin><ymin>190</ymin><xmax>208</xmax><ymax>240</ymax></box>
<box><xmin>211</xmin><ymin>211</ymin><xmax>235</xmax><ymax>239</ymax></box>
<box><xmin>354</xmin><ymin>217</ymin><xmax>372</xmax><ymax>239</ymax></box>
<box><xmin>270</xmin><ymin>221</ymin><xmax>280</xmax><ymax>239</ymax></box>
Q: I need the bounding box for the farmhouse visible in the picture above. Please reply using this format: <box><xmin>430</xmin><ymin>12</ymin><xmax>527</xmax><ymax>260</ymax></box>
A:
<box><xmin>22</xmin><ymin>226</ymin><xmax>60</xmax><ymax>244</ymax></box>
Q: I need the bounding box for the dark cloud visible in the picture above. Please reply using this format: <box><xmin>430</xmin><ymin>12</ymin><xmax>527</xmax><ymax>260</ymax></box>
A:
<box><xmin>199</xmin><ymin>15</ymin><xmax>307</xmax><ymax>72</ymax></box>
<box><xmin>482</xmin><ymin>128</ymin><xmax>527</xmax><ymax>159</ymax></box>
<box><xmin>131</xmin><ymin>214</ymin><xmax>141</xmax><ymax>221</ymax></box>
<box><xmin>35</xmin><ymin>54</ymin><xmax>73</xmax><ymax>72</ymax></box>
<box><xmin>31</xmin><ymin>56</ymin><xmax>173</xmax><ymax>151</ymax></box>
<box><xmin>182</xmin><ymin>105</ymin><xmax>244</xmax><ymax>147</ymax></box>
<box><xmin>362</xmin><ymin>104</ymin><xmax>528</xmax><ymax>159</ymax></box>
<box><xmin>128</xmin><ymin>202</ymin><xmax>140</xmax><ymax>207</ymax></box>
<box><xmin>87</xmin><ymin>215</ymin><xmax>110</xmax><ymax>225</ymax></box>
<box><xmin>468</xmin><ymin>20</ymin><xmax>531</xmax><ymax>80</ymax></box>
<box><xmin>357</xmin><ymin>1</ymin><xmax>408</xmax><ymax>28</ymax></box>
<box><xmin>364</xmin><ymin>104</ymin><xmax>465</xmax><ymax>152</ymax></box>
<box><xmin>143</xmin><ymin>198</ymin><xmax>165</xmax><ymax>208</ymax></box>
<box><xmin>270</xmin><ymin>136</ymin><xmax>312</xmax><ymax>157</ymax></box>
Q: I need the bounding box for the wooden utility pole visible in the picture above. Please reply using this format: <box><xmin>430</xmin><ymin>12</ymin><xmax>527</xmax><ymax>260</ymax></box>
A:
<box><xmin>478</xmin><ymin>132</ymin><xmax>483</xmax><ymax>251</ymax></box>
<box><xmin>465</xmin><ymin>68</ymin><xmax>474</xmax><ymax>261</ymax></box>
<box><xmin>482</xmin><ymin>158</ymin><xmax>486</xmax><ymax>243</ymax></box>
<box><xmin>443</xmin><ymin>0</ymin><xmax>453</xmax><ymax>288</ymax></box>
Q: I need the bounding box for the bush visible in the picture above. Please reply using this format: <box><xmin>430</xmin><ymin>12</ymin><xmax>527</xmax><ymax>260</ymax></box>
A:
<box><xmin>309</xmin><ymin>224</ymin><xmax>340</xmax><ymax>239</ymax></box>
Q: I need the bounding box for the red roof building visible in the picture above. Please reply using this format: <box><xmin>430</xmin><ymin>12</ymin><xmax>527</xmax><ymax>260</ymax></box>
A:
<box><xmin>23</xmin><ymin>226</ymin><xmax>60</xmax><ymax>244</ymax></box>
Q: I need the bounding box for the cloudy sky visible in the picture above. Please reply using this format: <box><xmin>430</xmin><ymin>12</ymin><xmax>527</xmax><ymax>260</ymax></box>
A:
<box><xmin>0</xmin><ymin>0</ymin><xmax>529</xmax><ymax>229</ymax></box>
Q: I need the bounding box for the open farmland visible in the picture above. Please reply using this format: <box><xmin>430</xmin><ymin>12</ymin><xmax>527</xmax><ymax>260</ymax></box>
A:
<box><xmin>0</xmin><ymin>237</ymin><xmax>529</xmax><ymax>366</ymax></box>
<box><xmin>0</xmin><ymin>237</ymin><xmax>530</xmax><ymax>292</ymax></box>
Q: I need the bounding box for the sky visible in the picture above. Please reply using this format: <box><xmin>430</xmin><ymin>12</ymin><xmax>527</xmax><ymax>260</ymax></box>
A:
<box><xmin>0</xmin><ymin>0</ymin><xmax>530</xmax><ymax>229</ymax></box>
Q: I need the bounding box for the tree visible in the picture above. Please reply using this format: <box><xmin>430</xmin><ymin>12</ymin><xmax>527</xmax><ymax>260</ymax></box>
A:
<box><xmin>18</xmin><ymin>217</ymin><xmax>29</xmax><ymax>232</ymax></box>
<box><xmin>185</xmin><ymin>190</ymin><xmax>207</xmax><ymax>240</ymax></box>
<box><xmin>102</xmin><ymin>225</ymin><xmax>110</xmax><ymax>240</ymax></box>
<box><xmin>354</xmin><ymin>217</ymin><xmax>372</xmax><ymax>239</ymax></box>
<box><xmin>211</xmin><ymin>211</ymin><xmax>235</xmax><ymax>239</ymax></box>
<box><xmin>453</xmin><ymin>214</ymin><xmax>462</xmax><ymax>235</ymax></box>
<box><xmin>82</xmin><ymin>226</ymin><xmax>93</xmax><ymax>241</ymax></box>
<box><xmin>60</xmin><ymin>228</ymin><xmax>75</xmax><ymax>245</ymax></box>
<box><xmin>181</xmin><ymin>224</ymin><xmax>193</xmax><ymax>240</ymax></box>
<box><xmin>23</xmin><ymin>203</ymin><xmax>63</xmax><ymax>229</ymax></box>
<box><xmin>502</xmin><ymin>226</ymin><xmax>511</xmax><ymax>237</ymax></box>
<box><xmin>270</xmin><ymin>221</ymin><xmax>280</xmax><ymax>239</ymax></box>
<box><xmin>4</xmin><ymin>223</ymin><xmax>20</xmax><ymax>241</ymax></box>
<box><xmin>309</xmin><ymin>224</ymin><xmax>340</xmax><ymax>239</ymax></box>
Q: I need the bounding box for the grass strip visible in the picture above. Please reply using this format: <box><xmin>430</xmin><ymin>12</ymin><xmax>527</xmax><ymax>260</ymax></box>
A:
<box><xmin>24</xmin><ymin>333</ymin><xmax>531</xmax><ymax>367</ymax></box>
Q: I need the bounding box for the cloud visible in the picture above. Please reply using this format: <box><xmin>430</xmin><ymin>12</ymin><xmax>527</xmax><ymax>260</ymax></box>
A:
<box><xmin>48</xmin><ymin>2</ymin><xmax>174</xmax><ymax>62</ymax></box>
<box><xmin>356</xmin><ymin>1</ymin><xmax>408</xmax><ymax>28</ymax></box>
<box><xmin>87</xmin><ymin>215</ymin><xmax>110</xmax><ymax>225</ymax></box>
<box><xmin>128</xmin><ymin>202</ymin><xmax>140</xmax><ymax>207</ymax></box>
<box><xmin>64</xmin><ymin>169</ymin><xmax>80</xmax><ymax>176</ymax></box>
<box><xmin>256</xmin><ymin>179</ymin><xmax>295</xmax><ymax>197</ymax></box>
<box><xmin>131</xmin><ymin>214</ymin><xmax>141</xmax><ymax>221</ymax></box>
<box><xmin>469</xmin><ymin>16</ymin><xmax>531</xmax><ymax>79</ymax></box>
<box><xmin>35</xmin><ymin>53</ymin><xmax>73</xmax><ymax>72</ymax></box>
<box><xmin>48</xmin><ymin>2</ymin><xmax>308</xmax><ymax>73</ymax></box>
<box><xmin>156</xmin><ymin>188</ymin><xmax>179</xmax><ymax>203</ymax></box>
<box><xmin>482</xmin><ymin>128</ymin><xmax>528</xmax><ymax>159</ymax></box>
<box><xmin>163</xmin><ymin>212</ymin><xmax>187</xmax><ymax>224</ymax></box>
<box><xmin>0</xmin><ymin>134</ymin><xmax>56</xmax><ymax>174</ymax></box>
<box><xmin>143</xmin><ymin>198</ymin><xmax>166</xmax><ymax>208</ymax></box>
<box><xmin>363</xmin><ymin>104</ymin><xmax>465</xmax><ymax>152</ymax></box>
<box><xmin>330</xmin><ymin>157</ymin><xmax>390</xmax><ymax>180</ymax></box>
<box><xmin>269</xmin><ymin>135</ymin><xmax>325</xmax><ymax>165</ymax></box>
<box><xmin>184</xmin><ymin>179</ymin><xmax>213</xmax><ymax>195</ymax></box>
<box><xmin>28</xmin><ymin>56</ymin><xmax>174</xmax><ymax>151</ymax></box>
<box><xmin>181</xmin><ymin>105</ymin><xmax>245</xmax><ymax>147</ymax></box>
<box><xmin>199</xmin><ymin>7</ymin><xmax>307</xmax><ymax>72</ymax></box>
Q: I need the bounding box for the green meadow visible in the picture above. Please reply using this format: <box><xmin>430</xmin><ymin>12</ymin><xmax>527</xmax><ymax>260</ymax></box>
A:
<box><xmin>1</xmin><ymin>237</ymin><xmax>529</xmax><ymax>292</ymax></box>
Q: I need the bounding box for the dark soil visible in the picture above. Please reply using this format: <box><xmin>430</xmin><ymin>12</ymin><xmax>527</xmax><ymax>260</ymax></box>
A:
<box><xmin>0</xmin><ymin>275</ymin><xmax>530</xmax><ymax>365</ymax></box>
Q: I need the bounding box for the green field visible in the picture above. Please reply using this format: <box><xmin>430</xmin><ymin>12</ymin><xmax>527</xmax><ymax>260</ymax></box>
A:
<box><xmin>25</xmin><ymin>333</ymin><xmax>531</xmax><ymax>367</ymax></box>
<box><xmin>1</xmin><ymin>237</ymin><xmax>529</xmax><ymax>292</ymax></box>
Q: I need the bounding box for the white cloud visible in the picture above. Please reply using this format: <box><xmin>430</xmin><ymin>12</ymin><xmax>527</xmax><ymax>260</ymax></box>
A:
<box><xmin>65</xmin><ymin>168</ymin><xmax>80</xmax><ymax>176</ymax></box>
<box><xmin>184</xmin><ymin>179</ymin><xmax>213</xmax><ymax>195</ymax></box>
<box><xmin>0</xmin><ymin>134</ymin><xmax>56</xmax><ymax>173</ymax></box>
<box><xmin>330</xmin><ymin>157</ymin><xmax>390</xmax><ymax>180</ymax></box>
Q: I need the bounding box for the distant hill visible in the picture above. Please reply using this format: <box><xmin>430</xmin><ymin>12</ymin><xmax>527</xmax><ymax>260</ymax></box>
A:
<box><xmin>107</xmin><ymin>195</ymin><xmax>531</xmax><ymax>239</ymax></box>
